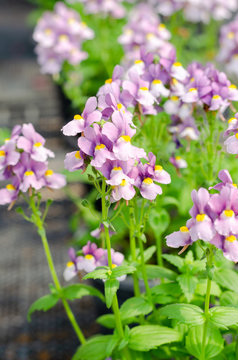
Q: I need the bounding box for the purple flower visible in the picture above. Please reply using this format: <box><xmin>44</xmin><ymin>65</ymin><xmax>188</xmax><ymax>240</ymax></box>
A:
<box><xmin>209</xmin><ymin>169</ymin><xmax>236</xmax><ymax>191</ymax></box>
<box><xmin>166</xmin><ymin>225</ymin><xmax>192</xmax><ymax>248</ymax></box>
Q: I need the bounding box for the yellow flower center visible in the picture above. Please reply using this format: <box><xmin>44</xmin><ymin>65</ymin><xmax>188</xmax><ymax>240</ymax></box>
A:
<box><xmin>120</xmin><ymin>135</ymin><xmax>131</xmax><ymax>142</ymax></box>
<box><xmin>189</xmin><ymin>88</ymin><xmax>197</xmax><ymax>92</ymax></box>
<box><xmin>134</xmin><ymin>60</ymin><xmax>143</xmax><ymax>64</ymax></box>
<box><xmin>146</xmin><ymin>33</ymin><xmax>154</xmax><ymax>39</ymax></box>
<box><xmin>171</xmin><ymin>96</ymin><xmax>179</xmax><ymax>101</ymax></box>
<box><xmin>155</xmin><ymin>165</ymin><xmax>163</xmax><ymax>171</ymax></box>
<box><xmin>196</xmin><ymin>214</ymin><xmax>206</xmax><ymax>222</ymax></box>
<box><xmin>112</xmin><ymin>264</ymin><xmax>117</xmax><ymax>268</ymax></box>
<box><xmin>233</xmin><ymin>183</ymin><xmax>237</xmax><ymax>188</ymax></box>
<box><xmin>180</xmin><ymin>226</ymin><xmax>189</xmax><ymax>232</ymax></box>
<box><xmin>6</xmin><ymin>184</ymin><xmax>16</xmax><ymax>191</ymax></box>
<box><xmin>212</xmin><ymin>95</ymin><xmax>221</xmax><ymax>100</ymax></box>
<box><xmin>120</xmin><ymin>179</ymin><xmax>127</xmax><ymax>187</ymax></box>
<box><xmin>143</xmin><ymin>177</ymin><xmax>153</xmax><ymax>185</ymax></box>
<box><xmin>59</xmin><ymin>34</ymin><xmax>68</xmax><ymax>42</ymax></box>
<box><xmin>74</xmin><ymin>114</ymin><xmax>83</xmax><ymax>120</ymax></box>
<box><xmin>0</xmin><ymin>150</ymin><xmax>5</xmax><ymax>157</ymax></box>
<box><xmin>34</xmin><ymin>142</ymin><xmax>42</xmax><ymax>147</ymax></box>
<box><xmin>173</xmin><ymin>62</ymin><xmax>182</xmax><ymax>67</ymax></box>
<box><xmin>190</xmin><ymin>77</ymin><xmax>195</xmax><ymax>82</ymax></box>
<box><xmin>25</xmin><ymin>171</ymin><xmax>34</xmax><ymax>176</ymax></box>
<box><xmin>85</xmin><ymin>254</ymin><xmax>94</xmax><ymax>260</ymax></box>
<box><xmin>175</xmin><ymin>156</ymin><xmax>181</xmax><ymax>160</ymax></box>
<box><xmin>225</xmin><ymin>235</ymin><xmax>236</xmax><ymax>242</ymax></box>
<box><xmin>172</xmin><ymin>78</ymin><xmax>178</xmax><ymax>84</ymax></box>
<box><xmin>140</xmin><ymin>87</ymin><xmax>148</xmax><ymax>91</ymax></box>
<box><xmin>158</xmin><ymin>23</ymin><xmax>166</xmax><ymax>29</ymax></box>
<box><xmin>117</xmin><ymin>103</ymin><xmax>123</xmax><ymax>110</ymax></box>
<box><xmin>67</xmin><ymin>261</ymin><xmax>74</xmax><ymax>267</ymax></box>
<box><xmin>5</xmin><ymin>138</ymin><xmax>10</xmax><ymax>142</ymax></box>
<box><xmin>113</xmin><ymin>166</ymin><xmax>122</xmax><ymax>171</ymax></box>
<box><xmin>152</xmin><ymin>79</ymin><xmax>162</xmax><ymax>85</ymax></box>
<box><xmin>75</xmin><ymin>151</ymin><xmax>81</xmax><ymax>159</ymax></box>
<box><xmin>228</xmin><ymin>117</ymin><xmax>236</xmax><ymax>123</ymax></box>
<box><xmin>227</xmin><ymin>32</ymin><xmax>235</xmax><ymax>39</ymax></box>
<box><xmin>44</xmin><ymin>28</ymin><xmax>52</xmax><ymax>36</ymax></box>
<box><xmin>105</xmin><ymin>78</ymin><xmax>112</xmax><ymax>84</ymax></box>
<box><xmin>235</xmin><ymin>133</ymin><xmax>238</xmax><ymax>140</ymax></box>
<box><xmin>81</xmin><ymin>22</ymin><xmax>87</xmax><ymax>27</ymax></box>
<box><xmin>224</xmin><ymin>209</ymin><xmax>234</xmax><ymax>217</ymax></box>
<box><xmin>95</xmin><ymin>144</ymin><xmax>105</xmax><ymax>150</ymax></box>
<box><xmin>45</xmin><ymin>169</ymin><xmax>54</xmax><ymax>176</ymax></box>
<box><xmin>229</xmin><ymin>84</ymin><xmax>237</xmax><ymax>89</ymax></box>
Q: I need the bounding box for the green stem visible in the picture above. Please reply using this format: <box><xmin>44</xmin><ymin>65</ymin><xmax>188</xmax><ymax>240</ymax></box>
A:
<box><xmin>29</xmin><ymin>195</ymin><xmax>86</xmax><ymax>345</ymax></box>
<box><xmin>200</xmin><ymin>247</ymin><xmax>213</xmax><ymax>360</ymax></box>
<box><xmin>156</xmin><ymin>235</ymin><xmax>163</xmax><ymax>267</ymax></box>
<box><xmin>101</xmin><ymin>179</ymin><xmax>131</xmax><ymax>360</ymax></box>
<box><xmin>129</xmin><ymin>205</ymin><xmax>140</xmax><ymax>297</ymax></box>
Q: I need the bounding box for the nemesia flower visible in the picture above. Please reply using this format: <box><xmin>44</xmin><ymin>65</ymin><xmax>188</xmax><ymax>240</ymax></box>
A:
<box><xmin>224</xmin><ymin>113</ymin><xmax>238</xmax><ymax>154</ymax></box>
<box><xmin>170</xmin><ymin>155</ymin><xmax>187</xmax><ymax>169</ymax></box>
<box><xmin>166</xmin><ymin>170</ymin><xmax>238</xmax><ymax>262</ymax></box>
<box><xmin>0</xmin><ymin>123</ymin><xmax>66</xmax><ymax>206</ymax></box>
<box><xmin>33</xmin><ymin>2</ymin><xmax>94</xmax><ymax>74</ymax></box>
<box><xmin>67</xmin><ymin>0</ymin><xmax>128</xmax><ymax>18</ymax></box>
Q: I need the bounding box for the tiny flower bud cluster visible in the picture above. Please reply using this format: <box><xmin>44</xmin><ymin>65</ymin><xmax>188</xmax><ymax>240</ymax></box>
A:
<box><xmin>66</xmin><ymin>0</ymin><xmax>132</xmax><ymax>18</ymax></box>
<box><xmin>62</xmin><ymin>64</ymin><xmax>171</xmax><ymax>202</ymax></box>
<box><xmin>118</xmin><ymin>3</ymin><xmax>174</xmax><ymax>64</ymax></box>
<box><xmin>166</xmin><ymin>170</ymin><xmax>238</xmax><ymax>263</ymax></box>
<box><xmin>150</xmin><ymin>0</ymin><xmax>237</xmax><ymax>23</ymax></box>
<box><xmin>0</xmin><ymin>124</ymin><xmax>66</xmax><ymax>206</ymax></box>
<box><xmin>64</xmin><ymin>241</ymin><xmax>125</xmax><ymax>281</ymax></box>
<box><xmin>33</xmin><ymin>2</ymin><xmax>94</xmax><ymax>74</ymax></box>
<box><xmin>217</xmin><ymin>16</ymin><xmax>238</xmax><ymax>77</ymax></box>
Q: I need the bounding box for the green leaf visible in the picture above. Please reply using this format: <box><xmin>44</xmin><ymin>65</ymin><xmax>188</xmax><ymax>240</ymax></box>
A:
<box><xmin>128</xmin><ymin>325</ymin><xmax>181</xmax><ymax>351</ymax></box>
<box><xmin>105</xmin><ymin>279</ymin><xmax>119</xmax><ymax>308</ymax></box>
<box><xmin>209</xmin><ymin>307</ymin><xmax>238</xmax><ymax>329</ymax></box>
<box><xmin>220</xmin><ymin>291</ymin><xmax>238</xmax><ymax>307</ymax></box>
<box><xmin>120</xmin><ymin>297</ymin><xmax>153</xmax><ymax>321</ymax></box>
<box><xmin>72</xmin><ymin>335</ymin><xmax>114</xmax><ymax>360</ymax></box>
<box><xmin>111</xmin><ymin>265</ymin><xmax>136</xmax><ymax>279</ymax></box>
<box><xmin>159</xmin><ymin>304</ymin><xmax>205</xmax><ymax>326</ymax></box>
<box><xmin>190</xmin><ymin>259</ymin><xmax>206</xmax><ymax>274</ymax></box>
<box><xmin>97</xmin><ymin>314</ymin><xmax>115</xmax><ymax>329</ymax></box>
<box><xmin>62</xmin><ymin>284</ymin><xmax>104</xmax><ymax>302</ymax></box>
<box><xmin>162</xmin><ymin>254</ymin><xmax>184</xmax><ymax>270</ymax></box>
<box><xmin>196</xmin><ymin>279</ymin><xmax>221</xmax><ymax>297</ymax></box>
<box><xmin>28</xmin><ymin>294</ymin><xmax>59</xmax><ymax>321</ymax></box>
<box><xmin>149</xmin><ymin>208</ymin><xmax>170</xmax><ymax>236</ymax></box>
<box><xmin>143</xmin><ymin>245</ymin><xmax>156</xmax><ymax>263</ymax></box>
<box><xmin>83</xmin><ymin>267</ymin><xmax>109</xmax><ymax>280</ymax></box>
<box><xmin>177</xmin><ymin>274</ymin><xmax>198</xmax><ymax>302</ymax></box>
<box><xmin>161</xmin><ymin>196</ymin><xmax>180</xmax><ymax>208</ymax></box>
<box><xmin>186</xmin><ymin>323</ymin><xmax>224</xmax><ymax>359</ymax></box>
<box><xmin>143</xmin><ymin>265</ymin><xmax>177</xmax><ymax>280</ymax></box>
<box><xmin>151</xmin><ymin>283</ymin><xmax>181</xmax><ymax>297</ymax></box>
<box><xmin>213</xmin><ymin>268</ymin><xmax>238</xmax><ymax>293</ymax></box>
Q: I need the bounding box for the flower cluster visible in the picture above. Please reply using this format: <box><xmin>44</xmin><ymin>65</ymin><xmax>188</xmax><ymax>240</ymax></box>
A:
<box><xmin>166</xmin><ymin>170</ymin><xmax>238</xmax><ymax>262</ymax></box>
<box><xmin>0</xmin><ymin>124</ymin><xmax>66</xmax><ymax>206</ymax></box>
<box><xmin>62</xmin><ymin>64</ymin><xmax>171</xmax><ymax>202</ymax></box>
<box><xmin>150</xmin><ymin>0</ymin><xmax>237</xmax><ymax>23</ymax></box>
<box><xmin>67</xmin><ymin>0</ymin><xmax>132</xmax><ymax>18</ymax></box>
<box><xmin>217</xmin><ymin>16</ymin><xmax>238</xmax><ymax>77</ymax></box>
<box><xmin>33</xmin><ymin>2</ymin><xmax>94</xmax><ymax>74</ymax></box>
<box><xmin>118</xmin><ymin>3</ymin><xmax>174</xmax><ymax>64</ymax></box>
<box><xmin>64</xmin><ymin>241</ymin><xmax>125</xmax><ymax>281</ymax></box>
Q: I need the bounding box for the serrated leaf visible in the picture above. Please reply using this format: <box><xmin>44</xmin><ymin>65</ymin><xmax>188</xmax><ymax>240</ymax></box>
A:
<box><xmin>28</xmin><ymin>294</ymin><xmax>59</xmax><ymax>321</ymax></box>
<box><xmin>177</xmin><ymin>274</ymin><xmax>198</xmax><ymax>302</ymax></box>
<box><xmin>159</xmin><ymin>304</ymin><xmax>205</xmax><ymax>326</ymax></box>
<box><xmin>186</xmin><ymin>323</ymin><xmax>224</xmax><ymax>359</ymax></box>
<box><xmin>105</xmin><ymin>279</ymin><xmax>119</xmax><ymax>308</ymax></box>
<box><xmin>120</xmin><ymin>297</ymin><xmax>153</xmax><ymax>321</ymax></box>
<box><xmin>162</xmin><ymin>254</ymin><xmax>184</xmax><ymax>270</ymax></box>
<box><xmin>128</xmin><ymin>325</ymin><xmax>181</xmax><ymax>351</ymax></box>
<box><xmin>143</xmin><ymin>245</ymin><xmax>156</xmax><ymax>263</ymax></box>
<box><xmin>62</xmin><ymin>284</ymin><xmax>104</xmax><ymax>302</ymax></box>
<box><xmin>220</xmin><ymin>291</ymin><xmax>238</xmax><ymax>307</ymax></box>
<box><xmin>196</xmin><ymin>279</ymin><xmax>221</xmax><ymax>297</ymax></box>
<box><xmin>83</xmin><ymin>268</ymin><xmax>109</xmax><ymax>280</ymax></box>
<box><xmin>143</xmin><ymin>265</ymin><xmax>177</xmax><ymax>280</ymax></box>
<box><xmin>97</xmin><ymin>314</ymin><xmax>115</xmax><ymax>329</ymax></box>
<box><xmin>72</xmin><ymin>335</ymin><xmax>114</xmax><ymax>360</ymax></box>
<box><xmin>190</xmin><ymin>259</ymin><xmax>206</xmax><ymax>274</ymax></box>
<box><xmin>111</xmin><ymin>265</ymin><xmax>136</xmax><ymax>279</ymax></box>
<box><xmin>213</xmin><ymin>268</ymin><xmax>238</xmax><ymax>293</ymax></box>
<box><xmin>209</xmin><ymin>307</ymin><xmax>238</xmax><ymax>329</ymax></box>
